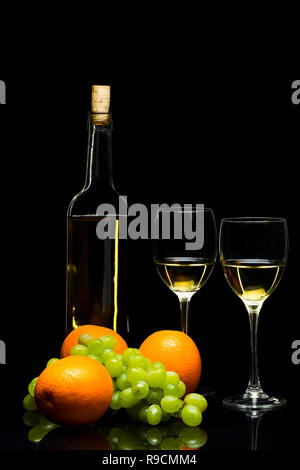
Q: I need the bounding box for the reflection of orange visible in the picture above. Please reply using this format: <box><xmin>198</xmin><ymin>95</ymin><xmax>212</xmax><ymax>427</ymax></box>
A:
<box><xmin>38</xmin><ymin>426</ymin><xmax>112</xmax><ymax>450</ymax></box>
<box><xmin>139</xmin><ymin>330</ymin><xmax>201</xmax><ymax>394</ymax></box>
<box><xmin>60</xmin><ymin>324</ymin><xmax>128</xmax><ymax>358</ymax></box>
<box><xmin>35</xmin><ymin>356</ymin><xmax>113</xmax><ymax>426</ymax></box>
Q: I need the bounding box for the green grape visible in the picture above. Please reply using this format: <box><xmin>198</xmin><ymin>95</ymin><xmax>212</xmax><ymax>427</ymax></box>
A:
<box><xmin>150</xmin><ymin>361</ymin><xmax>166</xmax><ymax>371</ymax></box>
<box><xmin>27</xmin><ymin>425</ymin><xmax>50</xmax><ymax>443</ymax></box>
<box><xmin>119</xmin><ymin>387</ymin><xmax>140</xmax><ymax>408</ymax></box>
<box><xmin>146</xmin><ymin>427</ymin><xmax>162</xmax><ymax>445</ymax></box>
<box><xmin>101</xmin><ymin>335</ymin><xmax>116</xmax><ymax>350</ymax></box>
<box><xmin>165</xmin><ymin>371</ymin><xmax>180</xmax><ymax>386</ymax></box>
<box><xmin>161</xmin><ymin>410</ymin><xmax>172</xmax><ymax>422</ymax></box>
<box><xmin>28</xmin><ymin>377</ymin><xmax>39</xmax><ymax>397</ymax></box>
<box><xmin>181</xmin><ymin>426</ymin><xmax>207</xmax><ymax>448</ymax></box>
<box><xmin>144</xmin><ymin>358</ymin><xmax>152</xmax><ymax>370</ymax></box>
<box><xmin>112</xmin><ymin>379</ymin><xmax>117</xmax><ymax>392</ymax></box>
<box><xmin>127</xmin><ymin>354</ymin><xmax>147</xmax><ymax>369</ymax></box>
<box><xmin>184</xmin><ymin>393</ymin><xmax>208</xmax><ymax>412</ymax></box>
<box><xmin>110</xmin><ymin>391</ymin><xmax>122</xmax><ymax>410</ymax></box>
<box><xmin>78</xmin><ymin>334</ymin><xmax>93</xmax><ymax>347</ymax></box>
<box><xmin>181</xmin><ymin>404</ymin><xmax>202</xmax><ymax>427</ymax></box>
<box><xmin>126</xmin><ymin>367</ymin><xmax>147</xmax><ymax>384</ymax></box>
<box><xmin>46</xmin><ymin>358</ymin><xmax>59</xmax><ymax>367</ymax></box>
<box><xmin>23</xmin><ymin>410</ymin><xmax>41</xmax><ymax>427</ymax></box>
<box><xmin>172</xmin><ymin>399</ymin><xmax>184</xmax><ymax>417</ymax></box>
<box><xmin>106</xmin><ymin>356</ymin><xmax>124</xmax><ymax>377</ymax></box>
<box><xmin>147</xmin><ymin>368</ymin><xmax>167</xmax><ymax>388</ymax></box>
<box><xmin>146</xmin><ymin>388</ymin><xmax>163</xmax><ymax>404</ymax></box>
<box><xmin>23</xmin><ymin>394</ymin><xmax>38</xmax><ymax>411</ymax></box>
<box><xmin>100</xmin><ymin>349</ymin><xmax>116</xmax><ymax>364</ymax></box>
<box><xmin>116</xmin><ymin>372</ymin><xmax>131</xmax><ymax>391</ymax></box>
<box><xmin>160</xmin><ymin>437</ymin><xmax>183</xmax><ymax>451</ymax></box>
<box><xmin>87</xmin><ymin>354</ymin><xmax>102</xmax><ymax>363</ymax></box>
<box><xmin>172</xmin><ymin>409</ymin><xmax>182</xmax><ymax>419</ymax></box>
<box><xmin>70</xmin><ymin>344</ymin><xmax>88</xmax><ymax>356</ymax></box>
<box><xmin>87</xmin><ymin>338</ymin><xmax>104</xmax><ymax>356</ymax></box>
<box><xmin>160</xmin><ymin>395</ymin><xmax>181</xmax><ymax>413</ymax></box>
<box><xmin>122</xmin><ymin>348</ymin><xmax>140</xmax><ymax>366</ymax></box>
<box><xmin>126</xmin><ymin>402</ymin><xmax>145</xmax><ymax>421</ymax></box>
<box><xmin>146</xmin><ymin>404</ymin><xmax>162</xmax><ymax>426</ymax></box>
<box><xmin>138</xmin><ymin>404</ymin><xmax>149</xmax><ymax>423</ymax></box>
<box><xmin>39</xmin><ymin>415</ymin><xmax>57</xmax><ymax>430</ymax></box>
<box><xmin>163</xmin><ymin>383</ymin><xmax>180</xmax><ymax>397</ymax></box>
<box><xmin>177</xmin><ymin>380</ymin><xmax>186</xmax><ymax>398</ymax></box>
<box><xmin>132</xmin><ymin>381</ymin><xmax>149</xmax><ymax>399</ymax></box>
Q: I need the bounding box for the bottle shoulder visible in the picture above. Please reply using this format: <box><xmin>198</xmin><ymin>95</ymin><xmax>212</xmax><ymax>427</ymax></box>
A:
<box><xmin>67</xmin><ymin>186</ymin><xmax>125</xmax><ymax>216</ymax></box>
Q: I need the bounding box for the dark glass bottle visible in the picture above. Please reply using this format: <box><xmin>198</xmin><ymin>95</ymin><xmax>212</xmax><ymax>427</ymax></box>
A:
<box><xmin>66</xmin><ymin>86</ymin><xmax>128</xmax><ymax>336</ymax></box>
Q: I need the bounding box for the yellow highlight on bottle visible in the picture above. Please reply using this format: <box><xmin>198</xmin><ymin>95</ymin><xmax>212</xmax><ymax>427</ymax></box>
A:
<box><xmin>113</xmin><ymin>219</ymin><xmax>119</xmax><ymax>332</ymax></box>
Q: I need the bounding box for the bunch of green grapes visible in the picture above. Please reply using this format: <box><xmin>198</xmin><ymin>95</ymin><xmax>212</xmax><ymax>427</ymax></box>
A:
<box><xmin>23</xmin><ymin>334</ymin><xmax>208</xmax><ymax>428</ymax></box>
<box><xmin>72</xmin><ymin>334</ymin><xmax>207</xmax><ymax>427</ymax></box>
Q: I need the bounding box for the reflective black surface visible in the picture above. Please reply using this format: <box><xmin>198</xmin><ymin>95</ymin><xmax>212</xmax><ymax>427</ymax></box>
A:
<box><xmin>1</xmin><ymin>369</ymin><xmax>300</xmax><ymax>453</ymax></box>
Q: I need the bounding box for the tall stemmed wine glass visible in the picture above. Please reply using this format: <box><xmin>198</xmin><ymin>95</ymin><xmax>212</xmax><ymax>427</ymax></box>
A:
<box><xmin>153</xmin><ymin>208</ymin><xmax>217</xmax><ymax>335</ymax></box>
<box><xmin>219</xmin><ymin>217</ymin><xmax>288</xmax><ymax>410</ymax></box>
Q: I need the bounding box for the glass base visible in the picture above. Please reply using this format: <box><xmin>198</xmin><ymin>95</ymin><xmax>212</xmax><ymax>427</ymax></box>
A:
<box><xmin>223</xmin><ymin>392</ymin><xmax>287</xmax><ymax>411</ymax></box>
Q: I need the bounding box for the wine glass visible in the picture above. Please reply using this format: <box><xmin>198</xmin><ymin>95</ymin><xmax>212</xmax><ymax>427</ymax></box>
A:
<box><xmin>152</xmin><ymin>207</ymin><xmax>217</xmax><ymax>335</ymax></box>
<box><xmin>219</xmin><ymin>217</ymin><xmax>288</xmax><ymax>410</ymax></box>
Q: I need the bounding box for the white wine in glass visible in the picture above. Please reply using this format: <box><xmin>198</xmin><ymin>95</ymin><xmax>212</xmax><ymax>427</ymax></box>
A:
<box><xmin>156</xmin><ymin>257</ymin><xmax>214</xmax><ymax>295</ymax></box>
<box><xmin>153</xmin><ymin>208</ymin><xmax>217</xmax><ymax>335</ymax></box>
<box><xmin>222</xmin><ymin>259</ymin><xmax>285</xmax><ymax>303</ymax></box>
<box><xmin>220</xmin><ymin>217</ymin><xmax>288</xmax><ymax>411</ymax></box>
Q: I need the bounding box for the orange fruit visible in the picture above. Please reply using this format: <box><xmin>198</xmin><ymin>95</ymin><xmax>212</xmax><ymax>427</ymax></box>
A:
<box><xmin>35</xmin><ymin>356</ymin><xmax>113</xmax><ymax>426</ymax></box>
<box><xmin>60</xmin><ymin>325</ymin><xmax>128</xmax><ymax>358</ymax></box>
<box><xmin>139</xmin><ymin>330</ymin><xmax>201</xmax><ymax>394</ymax></box>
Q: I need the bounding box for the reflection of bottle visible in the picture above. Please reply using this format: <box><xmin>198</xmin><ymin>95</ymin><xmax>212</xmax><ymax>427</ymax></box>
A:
<box><xmin>66</xmin><ymin>86</ymin><xmax>128</xmax><ymax>335</ymax></box>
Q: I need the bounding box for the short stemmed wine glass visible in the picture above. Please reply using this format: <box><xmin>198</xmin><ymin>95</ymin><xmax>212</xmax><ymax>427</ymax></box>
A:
<box><xmin>152</xmin><ymin>207</ymin><xmax>217</xmax><ymax>335</ymax></box>
<box><xmin>219</xmin><ymin>217</ymin><xmax>288</xmax><ymax>410</ymax></box>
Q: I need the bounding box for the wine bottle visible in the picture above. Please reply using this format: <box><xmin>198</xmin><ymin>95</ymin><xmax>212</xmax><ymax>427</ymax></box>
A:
<box><xmin>66</xmin><ymin>85</ymin><xmax>128</xmax><ymax>335</ymax></box>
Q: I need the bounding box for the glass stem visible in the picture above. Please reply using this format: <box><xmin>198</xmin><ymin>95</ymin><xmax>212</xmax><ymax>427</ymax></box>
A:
<box><xmin>179</xmin><ymin>296</ymin><xmax>191</xmax><ymax>335</ymax></box>
<box><xmin>245</xmin><ymin>303</ymin><xmax>263</xmax><ymax>397</ymax></box>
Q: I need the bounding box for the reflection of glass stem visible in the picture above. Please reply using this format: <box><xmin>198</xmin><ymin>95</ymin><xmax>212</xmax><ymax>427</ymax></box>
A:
<box><xmin>178</xmin><ymin>296</ymin><xmax>192</xmax><ymax>335</ymax></box>
<box><xmin>246</xmin><ymin>411</ymin><xmax>264</xmax><ymax>451</ymax></box>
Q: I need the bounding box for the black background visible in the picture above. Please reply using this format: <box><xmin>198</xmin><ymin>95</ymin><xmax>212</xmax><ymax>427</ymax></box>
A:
<box><xmin>0</xmin><ymin>73</ymin><xmax>300</xmax><ymax>457</ymax></box>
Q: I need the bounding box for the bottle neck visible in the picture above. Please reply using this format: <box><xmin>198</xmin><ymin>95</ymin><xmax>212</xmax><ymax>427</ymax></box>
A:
<box><xmin>84</xmin><ymin>113</ymin><xmax>115</xmax><ymax>191</ymax></box>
